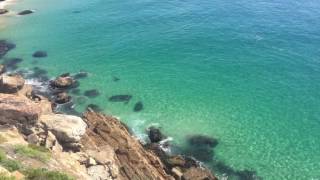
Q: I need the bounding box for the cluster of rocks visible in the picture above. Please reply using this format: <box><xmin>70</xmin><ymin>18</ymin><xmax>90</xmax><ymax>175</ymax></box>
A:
<box><xmin>146</xmin><ymin>127</ymin><xmax>217</xmax><ymax>180</ymax></box>
<box><xmin>0</xmin><ymin>71</ymin><xmax>217</xmax><ymax>179</ymax></box>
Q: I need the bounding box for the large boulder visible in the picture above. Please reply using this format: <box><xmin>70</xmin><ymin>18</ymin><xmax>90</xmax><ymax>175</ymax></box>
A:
<box><xmin>50</xmin><ymin>75</ymin><xmax>76</xmax><ymax>89</ymax></box>
<box><xmin>0</xmin><ymin>94</ymin><xmax>41</xmax><ymax>125</ymax></box>
<box><xmin>147</xmin><ymin>127</ymin><xmax>163</xmax><ymax>143</ymax></box>
<box><xmin>0</xmin><ymin>74</ymin><xmax>25</xmax><ymax>93</ymax></box>
<box><xmin>40</xmin><ymin>114</ymin><xmax>87</xmax><ymax>143</ymax></box>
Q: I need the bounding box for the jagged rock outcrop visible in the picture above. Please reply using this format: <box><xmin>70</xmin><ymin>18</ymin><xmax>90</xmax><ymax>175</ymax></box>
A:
<box><xmin>0</xmin><ymin>93</ymin><xmax>41</xmax><ymax>126</ymax></box>
<box><xmin>81</xmin><ymin>111</ymin><xmax>173</xmax><ymax>180</ymax></box>
<box><xmin>0</xmin><ymin>74</ymin><xmax>25</xmax><ymax>93</ymax></box>
<box><xmin>40</xmin><ymin>114</ymin><xmax>87</xmax><ymax>150</ymax></box>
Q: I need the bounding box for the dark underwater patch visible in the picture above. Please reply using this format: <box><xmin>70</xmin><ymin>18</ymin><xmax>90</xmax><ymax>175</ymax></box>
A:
<box><xmin>32</xmin><ymin>50</ymin><xmax>47</xmax><ymax>58</ymax></box>
<box><xmin>0</xmin><ymin>40</ymin><xmax>16</xmax><ymax>58</ymax></box>
<box><xmin>112</xmin><ymin>76</ymin><xmax>120</xmax><ymax>82</ymax></box>
<box><xmin>3</xmin><ymin>58</ymin><xmax>23</xmax><ymax>70</ymax></box>
<box><xmin>70</xmin><ymin>88</ymin><xmax>81</xmax><ymax>95</ymax></box>
<box><xmin>74</xmin><ymin>70</ymin><xmax>88</xmax><ymax>79</ymax></box>
<box><xmin>108</xmin><ymin>95</ymin><xmax>132</xmax><ymax>103</ymax></box>
<box><xmin>133</xmin><ymin>101</ymin><xmax>143</xmax><ymax>112</ymax></box>
<box><xmin>84</xmin><ymin>89</ymin><xmax>100</xmax><ymax>98</ymax></box>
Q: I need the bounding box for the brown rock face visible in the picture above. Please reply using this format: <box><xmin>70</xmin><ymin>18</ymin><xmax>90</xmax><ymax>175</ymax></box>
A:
<box><xmin>182</xmin><ymin>167</ymin><xmax>217</xmax><ymax>180</ymax></box>
<box><xmin>0</xmin><ymin>93</ymin><xmax>41</xmax><ymax>126</ymax></box>
<box><xmin>81</xmin><ymin>111</ymin><xmax>173</xmax><ymax>180</ymax></box>
<box><xmin>0</xmin><ymin>74</ymin><xmax>25</xmax><ymax>93</ymax></box>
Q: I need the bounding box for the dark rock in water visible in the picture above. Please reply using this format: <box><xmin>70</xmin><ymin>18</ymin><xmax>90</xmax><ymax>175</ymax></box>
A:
<box><xmin>86</xmin><ymin>104</ymin><xmax>102</xmax><ymax>112</ymax></box>
<box><xmin>32</xmin><ymin>50</ymin><xmax>47</xmax><ymax>58</ymax></box>
<box><xmin>147</xmin><ymin>127</ymin><xmax>163</xmax><ymax>143</ymax></box>
<box><xmin>3</xmin><ymin>58</ymin><xmax>22</xmax><ymax>70</ymax></box>
<box><xmin>187</xmin><ymin>134</ymin><xmax>218</xmax><ymax>148</ymax></box>
<box><xmin>112</xmin><ymin>76</ymin><xmax>120</xmax><ymax>82</ymax></box>
<box><xmin>0</xmin><ymin>64</ymin><xmax>6</xmax><ymax>74</ymax></box>
<box><xmin>70</xmin><ymin>88</ymin><xmax>81</xmax><ymax>95</ymax></box>
<box><xmin>50</xmin><ymin>74</ymin><xmax>76</xmax><ymax>89</ymax></box>
<box><xmin>133</xmin><ymin>101</ymin><xmax>143</xmax><ymax>112</ymax></box>
<box><xmin>73</xmin><ymin>70</ymin><xmax>88</xmax><ymax>79</ymax></box>
<box><xmin>54</xmin><ymin>92</ymin><xmax>71</xmax><ymax>104</ymax></box>
<box><xmin>0</xmin><ymin>9</ymin><xmax>8</xmax><ymax>15</ymax></box>
<box><xmin>108</xmin><ymin>95</ymin><xmax>132</xmax><ymax>103</ymax></box>
<box><xmin>84</xmin><ymin>89</ymin><xmax>100</xmax><ymax>98</ymax></box>
<box><xmin>0</xmin><ymin>40</ymin><xmax>16</xmax><ymax>58</ymax></box>
<box><xmin>18</xmin><ymin>10</ymin><xmax>33</xmax><ymax>15</ymax></box>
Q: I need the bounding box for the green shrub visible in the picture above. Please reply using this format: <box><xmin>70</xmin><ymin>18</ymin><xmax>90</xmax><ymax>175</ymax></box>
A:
<box><xmin>14</xmin><ymin>145</ymin><xmax>50</xmax><ymax>163</ymax></box>
<box><xmin>0</xmin><ymin>149</ymin><xmax>22</xmax><ymax>172</ymax></box>
<box><xmin>24</xmin><ymin>168</ymin><xmax>74</xmax><ymax>180</ymax></box>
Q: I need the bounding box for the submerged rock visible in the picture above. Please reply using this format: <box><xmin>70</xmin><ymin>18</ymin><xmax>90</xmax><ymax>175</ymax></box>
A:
<box><xmin>84</xmin><ymin>89</ymin><xmax>100</xmax><ymax>98</ymax></box>
<box><xmin>133</xmin><ymin>101</ymin><xmax>143</xmax><ymax>112</ymax></box>
<box><xmin>0</xmin><ymin>40</ymin><xmax>15</xmax><ymax>58</ymax></box>
<box><xmin>112</xmin><ymin>76</ymin><xmax>120</xmax><ymax>82</ymax></box>
<box><xmin>0</xmin><ymin>74</ymin><xmax>25</xmax><ymax>93</ymax></box>
<box><xmin>2</xmin><ymin>58</ymin><xmax>23</xmax><ymax>70</ymax></box>
<box><xmin>108</xmin><ymin>95</ymin><xmax>132</xmax><ymax>103</ymax></box>
<box><xmin>73</xmin><ymin>71</ymin><xmax>88</xmax><ymax>79</ymax></box>
<box><xmin>18</xmin><ymin>10</ymin><xmax>33</xmax><ymax>15</ymax></box>
<box><xmin>32</xmin><ymin>50</ymin><xmax>47</xmax><ymax>58</ymax></box>
<box><xmin>147</xmin><ymin>127</ymin><xmax>163</xmax><ymax>143</ymax></box>
<box><xmin>187</xmin><ymin>134</ymin><xmax>218</xmax><ymax>148</ymax></box>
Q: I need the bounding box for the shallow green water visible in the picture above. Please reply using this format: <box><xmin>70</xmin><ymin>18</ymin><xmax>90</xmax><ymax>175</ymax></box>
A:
<box><xmin>1</xmin><ymin>0</ymin><xmax>320</xmax><ymax>179</ymax></box>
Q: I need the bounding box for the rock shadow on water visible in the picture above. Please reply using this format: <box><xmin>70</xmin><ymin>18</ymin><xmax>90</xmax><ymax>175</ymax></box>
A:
<box><xmin>180</xmin><ymin>134</ymin><xmax>261</xmax><ymax>180</ymax></box>
<box><xmin>108</xmin><ymin>95</ymin><xmax>132</xmax><ymax>104</ymax></box>
<box><xmin>133</xmin><ymin>101</ymin><xmax>143</xmax><ymax>112</ymax></box>
<box><xmin>84</xmin><ymin>89</ymin><xmax>100</xmax><ymax>98</ymax></box>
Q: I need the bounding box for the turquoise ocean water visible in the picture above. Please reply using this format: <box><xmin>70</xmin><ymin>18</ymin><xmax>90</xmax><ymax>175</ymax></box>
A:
<box><xmin>1</xmin><ymin>0</ymin><xmax>320</xmax><ymax>179</ymax></box>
